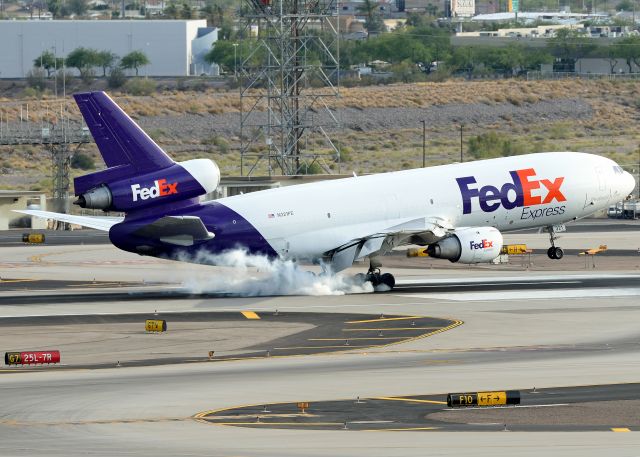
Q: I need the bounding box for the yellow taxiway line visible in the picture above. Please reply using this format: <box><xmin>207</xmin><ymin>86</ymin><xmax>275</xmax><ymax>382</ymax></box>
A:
<box><xmin>373</xmin><ymin>397</ymin><xmax>447</xmax><ymax>405</ymax></box>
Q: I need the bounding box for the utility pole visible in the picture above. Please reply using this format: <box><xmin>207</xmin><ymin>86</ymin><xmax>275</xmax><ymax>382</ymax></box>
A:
<box><xmin>460</xmin><ymin>124</ymin><xmax>464</xmax><ymax>162</ymax></box>
<box><xmin>421</xmin><ymin>120</ymin><xmax>426</xmax><ymax>168</ymax></box>
<box><xmin>233</xmin><ymin>43</ymin><xmax>238</xmax><ymax>80</ymax></box>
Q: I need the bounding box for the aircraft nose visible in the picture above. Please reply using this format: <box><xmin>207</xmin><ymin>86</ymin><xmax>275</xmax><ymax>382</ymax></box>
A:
<box><xmin>623</xmin><ymin>171</ymin><xmax>636</xmax><ymax>197</ymax></box>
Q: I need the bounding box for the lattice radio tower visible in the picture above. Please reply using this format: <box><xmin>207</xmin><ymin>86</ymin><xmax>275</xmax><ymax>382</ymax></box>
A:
<box><xmin>239</xmin><ymin>0</ymin><xmax>340</xmax><ymax>176</ymax></box>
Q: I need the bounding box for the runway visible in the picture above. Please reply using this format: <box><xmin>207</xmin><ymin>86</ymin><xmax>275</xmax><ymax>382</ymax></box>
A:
<box><xmin>0</xmin><ymin>224</ymin><xmax>639</xmax><ymax>456</ymax></box>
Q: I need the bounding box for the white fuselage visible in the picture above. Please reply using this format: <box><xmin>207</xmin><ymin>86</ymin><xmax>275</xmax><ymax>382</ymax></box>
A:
<box><xmin>216</xmin><ymin>152</ymin><xmax>634</xmax><ymax>259</ymax></box>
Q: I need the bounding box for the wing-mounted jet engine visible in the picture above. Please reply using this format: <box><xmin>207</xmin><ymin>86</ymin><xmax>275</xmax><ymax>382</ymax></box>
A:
<box><xmin>426</xmin><ymin>227</ymin><xmax>503</xmax><ymax>263</ymax></box>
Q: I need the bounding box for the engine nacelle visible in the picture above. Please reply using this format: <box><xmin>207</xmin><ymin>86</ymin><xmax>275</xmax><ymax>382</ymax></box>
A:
<box><xmin>426</xmin><ymin>227</ymin><xmax>503</xmax><ymax>263</ymax></box>
<box><xmin>74</xmin><ymin>159</ymin><xmax>220</xmax><ymax>212</ymax></box>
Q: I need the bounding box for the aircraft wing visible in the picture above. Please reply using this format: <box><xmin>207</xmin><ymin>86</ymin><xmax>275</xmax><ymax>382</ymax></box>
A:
<box><xmin>14</xmin><ymin>209</ymin><xmax>123</xmax><ymax>232</ymax></box>
<box><xmin>327</xmin><ymin>216</ymin><xmax>454</xmax><ymax>272</ymax></box>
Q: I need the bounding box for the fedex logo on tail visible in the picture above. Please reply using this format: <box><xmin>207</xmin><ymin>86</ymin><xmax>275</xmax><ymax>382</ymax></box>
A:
<box><xmin>131</xmin><ymin>179</ymin><xmax>178</xmax><ymax>202</ymax></box>
<box><xmin>456</xmin><ymin>168</ymin><xmax>566</xmax><ymax>214</ymax></box>
<box><xmin>470</xmin><ymin>239</ymin><xmax>493</xmax><ymax>250</ymax></box>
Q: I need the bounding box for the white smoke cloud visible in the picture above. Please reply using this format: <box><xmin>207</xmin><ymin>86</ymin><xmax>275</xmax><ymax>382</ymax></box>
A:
<box><xmin>179</xmin><ymin>249</ymin><xmax>374</xmax><ymax>297</ymax></box>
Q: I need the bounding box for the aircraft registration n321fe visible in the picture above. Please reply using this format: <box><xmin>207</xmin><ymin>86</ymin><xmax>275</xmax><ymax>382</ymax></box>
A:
<box><xmin>18</xmin><ymin>91</ymin><xmax>637</xmax><ymax>290</ymax></box>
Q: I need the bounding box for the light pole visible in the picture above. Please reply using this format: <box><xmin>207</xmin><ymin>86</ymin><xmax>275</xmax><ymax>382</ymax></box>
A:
<box><xmin>420</xmin><ymin>120</ymin><xmax>426</xmax><ymax>168</ymax></box>
<box><xmin>233</xmin><ymin>43</ymin><xmax>239</xmax><ymax>80</ymax></box>
<box><xmin>460</xmin><ymin>124</ymin><xmax>464</xmax><ymax>162</ymax></box>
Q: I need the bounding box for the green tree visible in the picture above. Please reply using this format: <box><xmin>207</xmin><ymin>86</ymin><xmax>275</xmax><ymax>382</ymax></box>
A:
<box><xmin>405</xmin><ymin>12</ymin><xmax>427</xmax><ymax>27</ymax></box>
<box><xmin>204</xmin><ymin>40</ymin><xmax>263</xmax><ymax>73</ymax></box>
<box><xmin>448</xmin><ymin>46</ymin><xmax>477</xmax><ymax>77</ymax></box>
<box><xmin>617</xmin><ymin>0</ymin><xmax>634</xmax><ymax>10</ymax></box>
<box><xmin>201</xmin><ymin>0</ymin><xmax>228</xmax><ymax>27</ymax></box>
<box><xmin>33</xmin><ymin>50</ymin><xmax>64</xmax><ymax>77</ymax></box>
<box><xmin>68</xmin><ymin>0</ymin><xmax>88</xmax><ymax>15</ymax></box>
<box><xmin>95</xmin><ymin>51</ymin><xmax>117</xmax><ymax>77</ymax></box>
<box><xmin>164</xmin><ymin>1</ymin><xmax>179</xmax><ymax>18</ymax></box>
<box><xmin>121</xmin><ymin>50</ymin><xmax>150</xmax><ymax>76</ymax></box>
<box><xmin>47</xmin><ymin>0</ymin><xmax>70</xmax><ymax>17</ymax></box>
<box><xmin>613</xmin><ymin>36</ymin><xmax>640</xmax><ymax>73</ymax></box>
<box><xmin>180</xmin><ymin>2</ymin><xmax>194</xmax><ymax>18</ymax></box>
<box><xmin>547</xmin><ymin>28</ymin><xmax>597</xmax><ymax>69</ymax></box>
<box><xmin>357</xmin><ymin>0</ymin><xmax>384</xmax><ymax>36</ymax></box>
<box><xmin>66</xmin><ymin>47</ymin><xmax>99</xmax><ymax>79</ymax></box>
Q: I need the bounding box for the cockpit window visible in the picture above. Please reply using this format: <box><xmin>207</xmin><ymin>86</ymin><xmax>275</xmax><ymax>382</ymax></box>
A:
<box><xmin>612</xmin><ymin>166</ymin><xmax>624</xmax><ymax>174</ymax></box>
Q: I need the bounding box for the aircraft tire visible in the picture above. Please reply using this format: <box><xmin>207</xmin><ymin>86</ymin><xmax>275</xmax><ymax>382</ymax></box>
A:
<box><xmin>547</xmin><ymin>247</ymin><xmax>557</xmax><ymax>259</ymax></box>
<box><xmin>553</xmin><ymin>247</ymin><xmax>564</xmax><ymax>260</ymax></box>
<box><xmin>379</xmin><ymin>273</ymin><xmax>395</xmax><ymax>289</ymax></box>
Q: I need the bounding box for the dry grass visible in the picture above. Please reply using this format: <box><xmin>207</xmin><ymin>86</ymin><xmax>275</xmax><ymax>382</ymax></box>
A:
<box><xmin>2</xmin><ymin>79</ymin><xmax>640</xmax><ymax>185</ymax></box>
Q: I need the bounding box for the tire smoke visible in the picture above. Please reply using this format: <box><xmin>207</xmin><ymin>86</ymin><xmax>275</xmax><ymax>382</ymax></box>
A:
<box><xmin>179</xmin><ymin>249</ymin><xmax>374</xmax><ymax>296</ymax></box>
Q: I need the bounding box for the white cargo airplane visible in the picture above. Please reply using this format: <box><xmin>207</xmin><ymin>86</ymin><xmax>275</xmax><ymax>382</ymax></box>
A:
<box><xmin>19</xmin><ymin>92</ymin><xmax>637</xmax><ymax>290</ymax></box>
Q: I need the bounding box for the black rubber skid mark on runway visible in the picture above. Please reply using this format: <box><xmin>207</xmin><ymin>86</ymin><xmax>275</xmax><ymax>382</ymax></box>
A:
<box><xmin>198</xmin><ymin>383</ymin><xmax>640</xmax><ymax>432</ymax></box>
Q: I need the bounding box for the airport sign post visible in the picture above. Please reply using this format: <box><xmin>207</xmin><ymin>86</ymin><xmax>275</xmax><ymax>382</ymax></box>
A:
<box><xmin>5</xmin><ymin>350</ymin><xmax>61</xmax><ymax>365</ymax></box>
<box><xmin>145</xmin><ymin>319</ymin><xmax>167</xmax><ymax>332</ymax></box>
<box><xmin>447</xmin><ymin>391</ymin><xmax>520</xmax><ymax>407</ymax></box>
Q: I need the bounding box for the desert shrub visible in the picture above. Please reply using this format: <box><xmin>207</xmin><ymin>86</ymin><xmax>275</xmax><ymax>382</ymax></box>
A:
<box><xmin>107</xmin><ymin>67</ymin><xmax>126</xmax><ymax>89</ymax></box>
<box><xmin>467</xmin><ymin>131</ymin><xmax>527</xmax><ymax>159</ymax></box>
<box><xmin>298</xmin><ymin>161</ymin><xmax>324</xmax><ymax>174</ymax></box>
<box><xmin>71</xmin><ymin>152</ymin><xmax>95</xmax><ymax>170</ymax></box>
<box><xmin>338</xmin><ymin>146</ymin><xmax>353</xmax><ymax>162</ymax></box>
<box><xmin>124</xmin><ymin>78</ymin><xmax>157</xmax><ymax>96</ymax></box>
<box><xmin>26</xmin><ymin>68</ymin><xmax>46</xmax><ymax>90</ymax></box>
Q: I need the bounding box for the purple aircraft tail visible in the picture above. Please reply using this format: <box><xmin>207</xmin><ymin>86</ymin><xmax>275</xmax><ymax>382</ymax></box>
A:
<box><xmin>75</xmin><ymin>92</ymin><xmax>173</xmax><ymax>172</ymax></box>
<box><xmin>72</xmin><ymin>91</ymin><xmax>220</xmax><ymax>215</ymax></box>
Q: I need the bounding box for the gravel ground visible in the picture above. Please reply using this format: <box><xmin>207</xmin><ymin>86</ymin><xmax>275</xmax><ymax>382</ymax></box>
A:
<box><xmin>428</xmin><ymin>400</ymin><xmax>640</xmax><ymax>426</ymax></box>
<box><xmin>137</xmin><ymin>98</ymin><xmax>593</xmax><ymax>140</ymax></box>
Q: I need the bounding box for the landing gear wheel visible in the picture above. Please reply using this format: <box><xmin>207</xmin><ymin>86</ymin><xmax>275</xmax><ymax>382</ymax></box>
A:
<box><xmin>546</xmin><ymin>226</ymin><xmax>563</xmax><ymax>260</ymax></box>
<box><xmin>379</xmin><ymin>273</ymin><xmax>395</xmax><ymax>289</ymax></box>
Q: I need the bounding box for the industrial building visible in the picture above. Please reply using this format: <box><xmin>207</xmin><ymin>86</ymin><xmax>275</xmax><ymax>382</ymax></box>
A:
<box><xmin>0</xmin><ymin>19</ymin><xmax>218</xmax><ymax>78</ymax></box>
<box><xmin>0</xmin><ymin>191</ymin><xmax>47</xmax><ymax>230</ymax></box>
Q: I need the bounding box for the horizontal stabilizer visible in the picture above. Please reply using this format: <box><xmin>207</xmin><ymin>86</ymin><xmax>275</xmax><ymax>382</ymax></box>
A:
<box><xmin>133</xmin><ymin>216</ymin><xmax>214</xmax><ymax>246</ymax></box>
<box><xmin>14</xmin><ymin>210</ymin><xmax>123</xmax><ymax>232</ymax></box>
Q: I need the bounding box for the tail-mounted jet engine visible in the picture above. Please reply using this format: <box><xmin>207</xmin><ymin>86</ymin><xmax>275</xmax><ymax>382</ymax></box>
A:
<box><xmin>426</xmin><ymin>227</ymin><xmax>503</xmax><ymax>263</ymax></box>
<box><xmin>74</xmin><ymin>159</ymin><xmax>220</xmax><ymax>213</ymax></box>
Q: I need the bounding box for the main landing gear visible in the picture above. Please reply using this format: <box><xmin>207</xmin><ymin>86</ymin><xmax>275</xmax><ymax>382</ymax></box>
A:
<box><xmin>546</xmin><ymin>226</ymin><xmax>564</xmax><ymax>260</ymax></box>
<box><xmin>355</xmin><ymin>259</ymin><xmax>395</xmax><ymax>291</ymax></box>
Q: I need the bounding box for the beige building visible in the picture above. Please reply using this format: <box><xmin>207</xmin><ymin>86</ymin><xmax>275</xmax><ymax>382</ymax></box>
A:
<box><xmin>0</xmin><ymin>191</ymin><xmax>47</xmax><ymax>230</ymax></box>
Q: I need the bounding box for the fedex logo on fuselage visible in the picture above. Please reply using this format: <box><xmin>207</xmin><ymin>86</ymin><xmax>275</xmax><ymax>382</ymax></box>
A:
<box><xmin>456</xmin><ymin>168</ymin><xmax>566</xmax><ymax>215</ymax></box>
<box><xmin>131</xmin><ymin>179</ymin><xmax>178</xmax><ymax>202</ymax></box>
<box><xmin>470</xmin><ymin>239</ymin><xmax>493</xmax><ymax>250</ymax></box>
